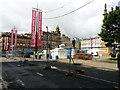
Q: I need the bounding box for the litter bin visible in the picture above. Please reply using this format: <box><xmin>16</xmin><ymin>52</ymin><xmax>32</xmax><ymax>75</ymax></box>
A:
<box><xmin>49</xmin><ymin>55</ymin><xmax>52</xmax><ymax>59</ymax></box>
<box><xmin>55</xmin><ymin>55</ymin><xmax>58</xmax><ymax>60</ymax></box>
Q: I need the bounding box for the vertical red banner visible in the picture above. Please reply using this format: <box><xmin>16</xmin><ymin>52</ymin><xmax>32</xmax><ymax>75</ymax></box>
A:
<box><xmin>14</xmin><ymin>30</ymin><xmax>17</xmax><ymax>49</ymax></box>
<box><xmin>37</xmin><ymin>11</ymin><xmax>42</xmax><ymax>46</ymax></box>
<box><xmin>10</xmin><ymin>29</ymin><xmax>14</xmax><ymax>49</ymax></box>
<box><xmin>6</xmin><ymin>37</ymin><xmax>8</xmax><ymax>50</ymax></box>
<box><xmin>31</xmin><ymin>10</ymin><xmax>36</xmax><ymax>47</ymax></box>
<box><xmin>4</xmin><ymin>37</ymin><xmax>6</xmax><ymax>50</ymax></box>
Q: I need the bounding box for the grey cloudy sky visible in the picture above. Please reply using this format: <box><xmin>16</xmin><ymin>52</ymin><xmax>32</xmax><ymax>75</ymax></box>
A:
<box><xmin>0</xmin><ymin>0</ymin><xmax>119</xmax><ymax>39</ymax></box>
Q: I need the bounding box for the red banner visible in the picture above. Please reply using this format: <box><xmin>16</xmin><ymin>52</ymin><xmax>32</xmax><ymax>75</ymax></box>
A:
<box><xmin>4</xmin><ymin>37</ymin><xmax>6</xmax><ymax>50</ymax></box>
<box><xmin>31</xmin><ymin>10</ymin><xmax>36</xmax><ymax>47</ymax></box>
<box><xmin>10</xmin><ymin>29</ymin><xmax>14</xmax><ymax>49</ymax></box>
<box><xmin>6</xmin><ymin>37</ymin><xmax>8</xmax><ymax>50</ymax></box>
<box><xmin>37</xmin><ymin>11</ymin><xmax>42</xmax><ymax>46</ymax></box>
<box><xmin>14</xmin><ymin>30</ymin><xmax>17</xmax><ymax>49</ymax></box>
<box><xmin>4</xmin><ymin>37</ymin><xmax>8</xmax><ymax>50</ymax></box>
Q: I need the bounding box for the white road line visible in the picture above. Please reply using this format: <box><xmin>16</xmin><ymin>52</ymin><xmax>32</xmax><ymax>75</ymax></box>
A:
<box><xmin>51</xmin><ymin>66</ymin><xmax>119</xmax><ymax>85</ymax></box>
<box><xmin>51</xmin><ymin>66</ymin><xmax>58</xmax><ymax>69</ymax></box>
<box><xmin>36</xmin><ymin>72</ymin><xmax>44</xmax><ymax>76</ymax></box>
<box><xmin>0</xmin><ymin>82</ymin><xmax>2</xmax><ymax>90</ymax></box>
<box><xmin>51</xmin><ymin>66</ymin><xmax>68</xmax><ymax>72</ymax></box>
<box><xmin>77</xmin><ymin>73</ymin><xmax>118</xmax><ymax>85</ymax></box>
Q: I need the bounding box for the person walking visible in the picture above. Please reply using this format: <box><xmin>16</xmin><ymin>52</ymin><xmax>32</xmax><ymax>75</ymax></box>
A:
<box><xmin>39</xmin><ymin>53</ymin><xmax>42</xmax><ymax>59</ymax></box>
<box><xmin>35</xmin><ymin>53</ymin><xmax>38</xmax><ymax>59</ymax></box>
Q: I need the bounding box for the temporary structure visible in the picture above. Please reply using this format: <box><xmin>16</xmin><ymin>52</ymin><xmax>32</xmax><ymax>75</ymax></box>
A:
<box><xmin>87</xmin><ymin>49</ymin><xmax>103</xmax><ymax>56</ymax></box>
<box><xmin>50</xmin><ymin>48</ymin><xmax>67</xmax><ymax>59</ymax></box>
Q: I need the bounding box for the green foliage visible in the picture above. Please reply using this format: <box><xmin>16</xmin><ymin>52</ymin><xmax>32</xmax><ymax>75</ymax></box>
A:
<box><xmin>99</xmin><ymin>6</ymin><xmax>120</xmax><ymax>47</ymax></box>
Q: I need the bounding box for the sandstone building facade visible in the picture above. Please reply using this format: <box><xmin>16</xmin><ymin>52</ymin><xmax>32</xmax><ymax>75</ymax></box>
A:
<box><xmin>0</xmin><ymin>26</ymin><xmax>61</xmax><ymax>52</ymax></box>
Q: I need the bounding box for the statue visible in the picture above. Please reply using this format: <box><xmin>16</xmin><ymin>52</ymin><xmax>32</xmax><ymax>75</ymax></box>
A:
<box><xmin>72</xmin><ymin>38</ymin><xmax>75</xmax><ymax>49</ymax></box>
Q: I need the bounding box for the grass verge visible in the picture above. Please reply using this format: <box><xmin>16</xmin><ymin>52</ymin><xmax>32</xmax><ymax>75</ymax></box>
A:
<box><xmin>97</xmin><ymin>58</ymin><xmax>117</xmax><ymax>63</ymax></box>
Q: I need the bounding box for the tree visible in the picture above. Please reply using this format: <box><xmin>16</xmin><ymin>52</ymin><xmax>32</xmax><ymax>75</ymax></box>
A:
<box><xmin>99</xmin><ymin>6</ymin><xmax>120</xmax><ymax>47</ymax></box>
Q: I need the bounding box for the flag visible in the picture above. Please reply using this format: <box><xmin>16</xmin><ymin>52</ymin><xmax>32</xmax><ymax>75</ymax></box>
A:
<box><xmin>6</xmin><ymin>37</ymin><xmax>8</xmax><ymax>50</ymax></box>
<box><xmin>37</xmin><ymin>11</ymin><xmax>42</xmax><ymax>46</ymax></box>
<box><xmin>10</xmin><ymin>29</ymin><xmax>13</xmax><ymax>49</ymax></box>
<box><xmin>4</xmin><ymin>37</ymin><xmax>6</xmax><ymax>50</ymax></box>
<box><xmin>14</xmin><ymin>30</ymin><xmax>17</xmax><ymax>49</ymax></box>
<box><xmin>31</xmin><ymin>10</ymin><xmax>36</xmax><ymax>47</ymax></box>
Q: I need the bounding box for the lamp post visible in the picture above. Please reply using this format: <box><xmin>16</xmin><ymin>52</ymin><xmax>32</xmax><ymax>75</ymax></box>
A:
<box><xmin>46</xmin><ymin>26</ymin><xmax>48</xmax><ymax>62</ymax></box>
<box><xmin>32</xmin><ymin>5</ymin><xmax>41</xmax><ymax>59</ymax></box>
<box><xmin>12</xmin><ymin>26</ymin><xmax>16</xmax><ymax>58</ymax></box>
<box><xmin>44</xmin><ymin>25</ymin><xmax>51</xmax><ymax>69</ymax></box>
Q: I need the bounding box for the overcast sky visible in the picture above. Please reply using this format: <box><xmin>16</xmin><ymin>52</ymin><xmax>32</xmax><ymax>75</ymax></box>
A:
<box><xmin>0</xmin><ymin>0</ymin><xmax>119</xmax><ymax>39</ymax></box>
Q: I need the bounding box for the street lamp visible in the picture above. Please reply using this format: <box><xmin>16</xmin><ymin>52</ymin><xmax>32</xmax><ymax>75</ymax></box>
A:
<box><xmin>44</xmin><ymin>25</ymin><xmax>51</xmax><ymax>69</ymax></box>
<box><xmin>11</xmin><ymin>26</ymin><xmax>16</xmax><ymax>58</ymax></box>
<box><xmin>32</xmin><ymin>5</ymin><xmax>42</xmax><ymax>59</ymax></box>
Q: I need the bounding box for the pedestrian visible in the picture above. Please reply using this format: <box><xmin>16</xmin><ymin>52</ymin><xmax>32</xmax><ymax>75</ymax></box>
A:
<box><xmin>72</xmin><ymin>38</ymin><xmax>75</xmax><ymax>49</ymax></box>
<box><xmin>35</xmin><ymin>53</ymin><xmax>37</xmax><ymax>59</ymax></box>
<box><xmin>39</xmin><ymin>53</ymin><xmax>42</xmax><ymax>59</ymax></box>
<box><xmin>91</xmin><ymin>52</ymin><xmax>93</xmax><ymax>57</ymax></box>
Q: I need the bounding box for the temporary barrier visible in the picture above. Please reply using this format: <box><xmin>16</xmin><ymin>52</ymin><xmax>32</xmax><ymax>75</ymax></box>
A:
<box><xmin>51</xmin><ymin>48</ymin><xmax>67</xmax><ymax>59</ymax></box>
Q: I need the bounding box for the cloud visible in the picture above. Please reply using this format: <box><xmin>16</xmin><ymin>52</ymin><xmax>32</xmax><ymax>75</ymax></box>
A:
<box><xmin>0</xmin><ymin>0</ymin><xmax>119</xmax><ymax>39</ymax></box>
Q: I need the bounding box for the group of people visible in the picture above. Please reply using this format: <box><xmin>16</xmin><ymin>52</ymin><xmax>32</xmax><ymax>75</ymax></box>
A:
<box><xmin>35</xmin><ymin>53</ymin><xmax>42</xmax><ymax>59</ymax></box>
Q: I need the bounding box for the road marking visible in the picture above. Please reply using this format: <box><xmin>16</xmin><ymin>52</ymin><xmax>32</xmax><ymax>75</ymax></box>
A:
<box><xmin>0</xmin><ymin>78</ymin><xmax>8</xmax><ymax>90</ymax></box>
<box><xmin>51</xmin><ymin>66</ymin><xmax>119</xmax><ymax>85</ymax></box>
<box><xmin>51</xmin><ymin>66</ymin><xmax>68</xmax><ymax>72</ymax></box>
<box><xmin>36</xmin><ymin>72</ymin><xmax>44</xmax><ymax>76</ymax></box>
<box><xmin>82</xmin><ymin>64</ymin><xmax>118</xmax><ymax>71</ymax></box>
<box><xmin>0</xmin><ymin>82</ymin><xmax>2</xmax><ymax>90</ymax></box>
<box><xmin>77</xmin><ymin>73</ymin><xmax>118</xmax><ymax>85</ymax></box>
<box><xmin>51</xmin><ymin>66</ymin><xmax>58</xmax><ymax>69</ymax></box>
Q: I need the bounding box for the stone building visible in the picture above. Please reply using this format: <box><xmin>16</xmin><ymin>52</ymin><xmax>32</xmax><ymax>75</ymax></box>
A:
<box><xmin>0</xmin><ymin>26</ymin><xmax>61</xmax><ymax>52</ymax></box>
<box><xmin>61</xmin><ymin>34</ymin><xmax>71</xmax><ymax>48</ymax></box>
<box><xmin>0</xmin><ymin>33</ymin><xmax>3</xmax><ymax>51</ymax></box>
<box><xmin>0</xmin><ymin>32</ymin><xmax>31</xmax><ymax>51</ymax></box>
<box><xmin>61</xmin><ymin>35</ymin><xmax>80</xmax><ymax>49</ymax></box>
<box><xmin>40</xmin><ymin>25</ymin><xmax>61</xmax><ymax>50</ymax></box>
<box><xmin>80</xmin><ymin>35</ymin><xmax>112</xmax><ymax>55</ymax></box>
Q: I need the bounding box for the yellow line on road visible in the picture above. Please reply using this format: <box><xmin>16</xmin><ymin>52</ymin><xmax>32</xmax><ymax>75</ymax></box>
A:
<box><xmin>0</xmin><ymin>78</ymin><xmax>8</xmax><ymax>90</ymax></box>
<box><xmin>0</xmin><ymin>82</ymin><xmax>2</xmax><ymax>90</ymax></box>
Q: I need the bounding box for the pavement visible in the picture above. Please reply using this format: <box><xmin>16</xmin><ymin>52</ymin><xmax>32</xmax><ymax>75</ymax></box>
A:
<box><xmin>1</xmin><ymin>55</ymin><xmax>119</xmax><ymax>71</ymax></box>
<box><xmin>41</xmin><ymin>55</ymin><xmax>118</xmax><ymax>71</ymax></box>
<box><xmin>57</xmin><ymin>59</ymin><xmax>118</xmax><ymax>71</ymax></box>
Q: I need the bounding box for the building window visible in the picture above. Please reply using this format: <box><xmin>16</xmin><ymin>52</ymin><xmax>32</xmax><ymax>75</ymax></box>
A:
<box><xmin>17</xmin><ymin>44</ymin><xmax>19</xmax><ymax>46</ymax></box>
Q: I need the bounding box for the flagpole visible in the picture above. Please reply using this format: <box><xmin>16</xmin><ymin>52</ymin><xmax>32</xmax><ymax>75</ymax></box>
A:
<box><xmin>32</xmin><ymin>4</ymin><xmax>42</xmax><ymax>60</ymax></box>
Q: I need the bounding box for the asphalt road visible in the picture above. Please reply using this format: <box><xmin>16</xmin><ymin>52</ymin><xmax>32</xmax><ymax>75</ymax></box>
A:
<box><xmin>1</xmin><ymin>59</ymin><xmax>119</xmax><ymax>89</ymax></box>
